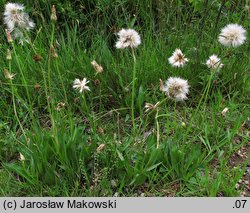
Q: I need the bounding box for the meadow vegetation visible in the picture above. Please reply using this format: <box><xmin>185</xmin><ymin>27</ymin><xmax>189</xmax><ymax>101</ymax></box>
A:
<box><xmin>0</xmin><ymin>0</ymin><xmax>249</xmax><ymax>196</ymax></box>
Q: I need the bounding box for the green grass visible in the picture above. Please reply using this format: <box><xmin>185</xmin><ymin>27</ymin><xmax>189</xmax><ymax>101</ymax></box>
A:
<box><xmin>0</xmin><ymin>0</ymin><xmax>249</xmax><ymax>196</ymax></box>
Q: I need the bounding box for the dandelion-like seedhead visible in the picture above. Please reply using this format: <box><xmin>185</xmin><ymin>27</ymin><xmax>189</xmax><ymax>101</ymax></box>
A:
<box><xmin>218</xmin><ymin>24</ymin><xmax>247</xmax><ymax>47</ymax></box>
<box><xmin>3</xmin><ymin>3</ymin><xmax>35</xmax><ymax>44</ymax></box>
<box><xmin>73</xmin><ymin>78</ymin><xmax>90</xmax><ymax>93</ymax></box>
<box><xmin>162</xmin><ymin>77</ymin><xmax>190</xmax><ymax>101</ymax></box>
<box><xmin>168</xmin><ymin>49</ymin><xmax>189</xmax><ymax>67</ymax></box>
<box><xmin>115</xmin><ymin>29</ymin><xmax>141</xmax><ymax>49</ymax></box>
<box><xmin>206</xmin><ymin>54</ymin><xmax>223</xmax><ymax>70</ymax></box>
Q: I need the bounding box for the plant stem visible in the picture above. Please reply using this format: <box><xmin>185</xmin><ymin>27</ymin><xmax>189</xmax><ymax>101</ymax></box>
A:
<box><xmin>82</xmin><ymin>93</ymin><xmax>89</xmax><ymax>114</ymax></box>
<box><xmin>155</xmin><ymin>109</ymin><xmax>160</xmax><ymax>149</ymax></box>
<box><xmin>131</xmin><ymin>48</ymin><xmax>137</xmax><ymax>135</ymax></box>
<box><xmin>213</xmin><ymin>0</ymin><xmax>226</xmax><ymax>41</ymax></box>
<box><xmin>11</xmin><ymin>43</ymin><xmax>31</xmax><ymax>105</ymax></box>
<box><xmin>8</xmin><ymin>61</ymin><xmax>29</xmax><ymax>143</ymax></box>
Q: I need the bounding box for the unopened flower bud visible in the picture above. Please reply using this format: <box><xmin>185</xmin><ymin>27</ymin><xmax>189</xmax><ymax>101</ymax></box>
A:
<box><xmin>19</xmin><ymin>153</ymin><xmax>25</xmax><ymax>161</ymax></box>
<box><xmin>94</xmin><ymin>79</ymin><xmax>100</xmax><ymax>86</ymax></box>
<box><xmin>33</xmin><ymin>54</ymin><xmax>43</xmax><ymax>62</ymax></box>
<box><xmin>6</xmin><ymin>49</ymin><xmax>12</xmax><ymax>60</ymax></box>
<box><xmin>221</xmin><ymin>107</ymin><xmax>229</xmax><ymax>117</ymax></box>
<box><xmin>181</xmin><ymin>122</ymin><xmax>186</xmax><ymax>128</ymax></box>
<box><xmin>5</xmin><ymin>29</ymin><xmax>13</xmax><ymax>43</ymax></box>
<box><xmin>159</xmin><ymin>79</ymin><xmax>164</xmax><ymax>91</ymax></box>
<box><xmin>50</xmin><ymin>45</ymin><xmax>58</xmax><ymax>59</ymax></box>
<box><xmin>34</xmin><ymin>83</ymin><xmax>42</xmax><ymax>91</ymax></box>
<box><xmin>51</xmin><ymin>5</ymin><xmax>57</xmax><ymax>22</ymax></box>
<box><xmin>56</xmin><ymin>102</ymin><xmax>66</xmax><ymax>111</ymax></box>
<box><xmin>91</xmin><ymin>60</ymin><xmax>103</xmax><ymax>73</ymax></box>
<box><xmin>97</xmin><ymin>144</ymin><xmax>105</xmax><ymax>153</ymax></box>
<box><xmin>97</xmin><ymin>127</ymin><xmax>104</xmax><ymax>134</ymax></box>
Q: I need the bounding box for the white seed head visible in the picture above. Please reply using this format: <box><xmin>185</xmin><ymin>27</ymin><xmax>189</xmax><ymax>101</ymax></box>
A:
<box><xmin>218</xmin><ymin>24</ymin><xmax>247</xmax><ymax>47</ymax></box>
<box><xmin>3</xmin><ymin>3</ymin><xmax>35</xmax><ymax>43</ymax></box>
<box><xmin>162</xmin><ymin>77</ymin><xmax>190</xmax><ymax>101</ymax></box>
<box><xmin>168</xmin><ymin>49</ymin><xmax>189</xmax><ymax>67</ymax></box>
<box><xmin>115</xmin><ymin>28</ymin><xmax>141</xmax><ymax>49</ymax></box>
<box><xmin>206</xmin><ymin>54</ymin><xmax>223</xmax><ymax>69</ymax></box>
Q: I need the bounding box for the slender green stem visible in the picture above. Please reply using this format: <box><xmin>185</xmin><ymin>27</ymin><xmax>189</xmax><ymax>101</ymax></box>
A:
<box><xmin>190</xmin><ymin>49</ymin><xmax>232</xmax><ymax>121</ymax></box>
<box><xmin>82</xmin><ymin>92</ymin><xmax>95</xmax><ymax>131</ymax></box>
<box><xmin>98</xmin><ymin>82</ymin><xmax>102</xmax><ymax>112</ymax></box>
<box><xmin>131</xmin><ymin>48</ymin><xmax>137</xmax><ymax>135</ymax></box>
<box><xmin>82</xmin><ymin>93</ymin><xmax>89</xmax><ymax>114</ymax></box>
<box><xmin>183</xmin><ymin>67</ymin><xmax>220</xmax><ymax>142</ymax></box>
<box><xmin>10</xmin><ymin>84</ymin><xmax>29</xmax><ymax>143</ymax></box>
<box><xmin>55</xmin><ymin>59</ymin><xmax>68</xmax><ymax>104</ymax></box>
<box><xmin>8</xmin><ymin>61</ymin><xmax>29</xmax><ymax>143</ymax></box>
<box><xmin>29</xmin><ymin>20</ymin><xmax>59</xmax><ymax>147</ymax></box>
<box><xmin>48</xmin><ymin>23</ymin><xmax>55</xmax><ymax>96</ymax></box>
<box><xmin>50</xmin><ymin>23</ymin><xmax>55</xmax><ymax>46</ymax></box>
<box><xmin>48</xmin><ymin>22</ymin><xmax>60</xmax><ymax>146</ymax></box>
<box><xmin>155</xmin><ymin>109</ymin><xmax>160</xmax><ymax>149</ymax></box>
<box><xmin>146</xmin><ymin>98</ymin><xmax>168</xmax><ymax>118</ymax></box>
<box><xmin>11</xmin><ymin>43</ymin><xmax>38</xmax><ymax>127</ymax></box>
<box><xmin>11</xmin><ymin>43</ymin><xmax>31</xmax><ymax>105</ymax></box>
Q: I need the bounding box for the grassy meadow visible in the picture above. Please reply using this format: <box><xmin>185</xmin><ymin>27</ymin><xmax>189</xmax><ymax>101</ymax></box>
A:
<box><xmin>0</xmin><ymin>0</ymin><xmax>249</xmax><ymax>196</ymax></box>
